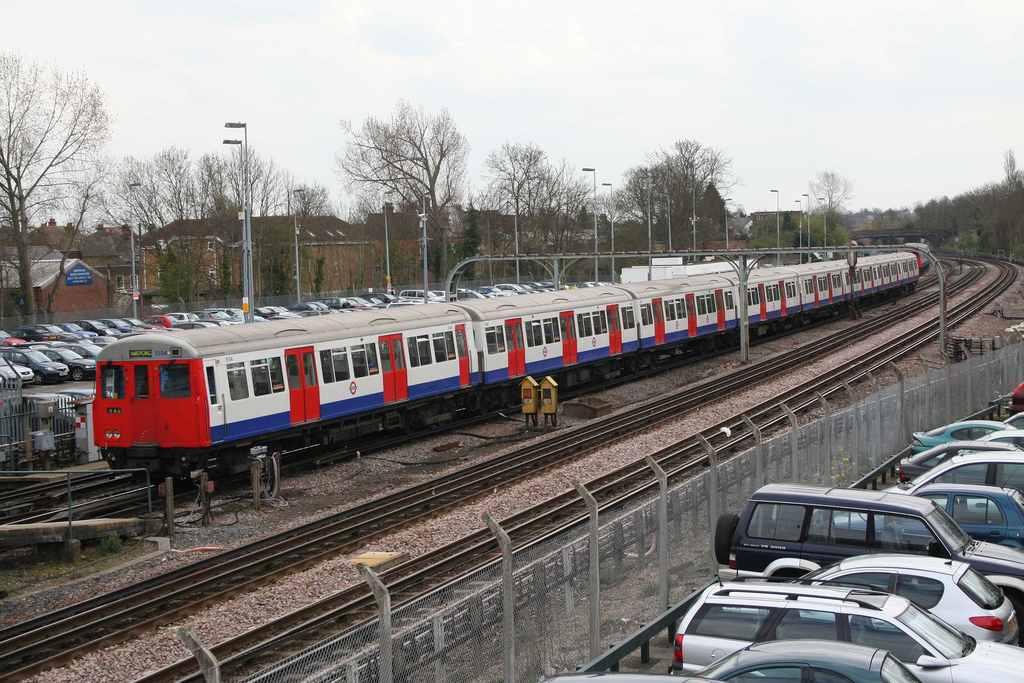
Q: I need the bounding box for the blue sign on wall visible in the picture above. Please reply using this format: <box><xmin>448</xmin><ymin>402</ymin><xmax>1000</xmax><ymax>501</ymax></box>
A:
<box><xmin>65</xmin><ymin>265</ymin><xmax>94</xmax><ymax>286</ymax></box>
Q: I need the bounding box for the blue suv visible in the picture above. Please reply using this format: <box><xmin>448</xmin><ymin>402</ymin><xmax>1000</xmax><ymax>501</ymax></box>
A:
<box><xmin>913</xmin><ymin>483</ymin><xmax>1024</xmax><ymax>548</ymax></box>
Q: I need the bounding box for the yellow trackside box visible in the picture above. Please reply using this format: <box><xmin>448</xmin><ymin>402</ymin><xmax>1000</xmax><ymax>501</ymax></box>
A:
<box><xmin>520</xmin><ymin>376</ymin><xmax>540</xmax><ymax>414</ymax></box>
<box><xmin>540</xmin><ymin>376</ymin><xmax>558</xmax><ymax>414</ymax></box>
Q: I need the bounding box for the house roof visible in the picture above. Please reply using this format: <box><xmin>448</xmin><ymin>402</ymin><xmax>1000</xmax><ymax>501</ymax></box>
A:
<box><xmin>0</xmin><ymin>258</ymin><xmax>106</xmax><ymax>290</ymax></box>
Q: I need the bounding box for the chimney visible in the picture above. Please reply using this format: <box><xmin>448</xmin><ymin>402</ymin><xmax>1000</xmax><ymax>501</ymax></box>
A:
<box><xmin>49</xmin><ymin>218</ymin><xmax>57</xmax><ymax>227</ymax></box>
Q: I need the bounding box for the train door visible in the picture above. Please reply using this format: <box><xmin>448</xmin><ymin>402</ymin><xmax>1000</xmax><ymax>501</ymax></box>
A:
<box><xmin>606</xmin><ymin>305</ymin><xmax>622</xmax><ymax>355</ymax></box>
<box><xmin>652</xmin><ymin>298</ymin><xmax>666</xmax><ymax>344</ymax></box>
<box><xmin>715</xmin><ymin>290</ymin><xmax>726</xmax><ymax>330</ymax></box>
<box><xmin>757</xmin><ymin>284</ymin><xmax>767</xmax><ymax>320</ymax></box>
<box><xmin>378</xmin><ymin>334</ymin><xmax>408</xmax><ymax>402</ymax></box>
<box><xmin>686</xmin><ymin>294</ymin><xmax>697</xmax><ymax>336</ymax></box>
<box><xmin>130</xmin><ymin>363</ymin><xmax>156</xmax><ymax>443</ymax></box>
<box><xmin>284</xmin><ymin>346</ymin><xmax>321</xmax><ymax>423</ymax></box>
<box><xmin>813</xmin><ymin>277</ymin><xmax>821</xmax><ymax>308</ymax></box>
<box><xmin>455</xmin><ymin>325</ymin><xmax>471</xmax><ymax>386</ymax></box>
<box><xmin>560</xmin><ymin>311</ymin><xmax>578</xmax><ymax>364</ymax></box>
<box><xmin>504</xmin><ymin>319</ymin><xmax>525</xmax><ymax>376</ymax></box>
<box><xmin>777</xmin><ymin>281</ymin><xmax>787</xmax><ymax>316</ymax></box>
<box><xmin>828</xmin><ymin>274</ymin><xmax>835</xmax><ymax>304</ymax></box>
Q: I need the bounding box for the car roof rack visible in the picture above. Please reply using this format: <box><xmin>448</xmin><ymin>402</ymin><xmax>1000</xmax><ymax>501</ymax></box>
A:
<box><xmin>712</xmin><ymin>583</ymin><xmax>888</xmax><ymax>610</ymax></box>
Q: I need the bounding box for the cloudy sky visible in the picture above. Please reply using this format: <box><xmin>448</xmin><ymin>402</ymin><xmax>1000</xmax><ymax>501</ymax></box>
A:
<box><xmin>7</xmin><ymin>0</ymin><xmax>1023</xmax><ymax>217</ymax></box>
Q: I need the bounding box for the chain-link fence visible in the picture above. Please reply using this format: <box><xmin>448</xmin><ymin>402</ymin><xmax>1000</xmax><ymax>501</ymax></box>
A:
<box><xmin>239</xmin><ymin>341</ymin><xmax>1024</xmax><ymax>683</ymax></box>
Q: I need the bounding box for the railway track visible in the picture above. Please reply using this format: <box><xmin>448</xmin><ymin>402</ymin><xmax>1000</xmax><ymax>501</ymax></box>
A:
<box><xmin>0</xmin><ymin>257</ymin><xmax>998</xmax><ymax>682</ymax></box>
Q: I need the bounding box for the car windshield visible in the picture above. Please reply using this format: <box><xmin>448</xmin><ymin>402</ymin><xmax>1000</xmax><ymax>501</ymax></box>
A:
<box><xmin>71</xmin><ymin>345</ymin><xmax>101</xmax><ymax>358</ymax></box>
<box><xmin>895</xmin><ymin>601</ymin><xmax>969</xmax><ymax>659</ymax></box>
<box><xmin>104</xmin><ymin>320</ymin><xmax>131</xmax><ymax>329</ymax></box>
<box><xmin>62</xmin><ymin>323</ymin><xmax>84</xmax><ymax>331</ymax></box>
<box><xmin>52</xmin><ymin>349</ymin><xmax>83</xmax><ymax>360</ymax></box>
<box><xmin>23</xmin><ymin>351</ymin><xmax>51</xmax><ymax>363</ymax></box>
<box><xmin>125</xmin><ymin>318</ymin><xmax>146</xmax><ymax>326</ymax></box>
<box><xmin>88</xmin><ymin>321</ymin><xmax>111</xmax><ymax>330</ymax></box>
<box><xmin>1009</xmin><ymin>489</ymin><xmax>1024</xmax><ymax>518</ymax></box>
<box><xmin>926</xmin><ymin>506</ymin><xmax>972</xmax><ymax>552</ymax></box>
<box><xmin>880</xmin><ymin>655</ymin><xmax>920</xmax><ymax>683</ymax></box>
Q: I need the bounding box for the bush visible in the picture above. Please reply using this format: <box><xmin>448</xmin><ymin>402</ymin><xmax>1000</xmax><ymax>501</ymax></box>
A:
<box><xmin>100</xmin><ymin>535</ymin><xmax>123</xmax><ymax>555</ymax></box>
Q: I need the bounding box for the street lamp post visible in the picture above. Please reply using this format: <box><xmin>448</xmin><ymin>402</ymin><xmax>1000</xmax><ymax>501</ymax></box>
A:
<box><xmin>383</xmin><ymin>191</ymin><xmax>393</xmax><ymax>293</ymax></box>
<box><xmin>602</xmin><ymin>183</ymin><xmax>614</xmax><ymax>281</ymax></box>
<box><xmin>770</xmin><ymin>189</ymin><xmax>780</xmax><ymax>266</ymax></box>
<box><xmin>690</xmin><ymin>187</ymin><xmax>697</xmax><ymax>252</ymax></box>
<box><xmin>723</xmin><ymin>197</ymin><xmax>731</xmax><ymax>250</ymax></box>
<box><xmin>819</xmin><ymin>195</ymin><xmax>827</xmax><ymax>251</ymax></box>
<box><xmin>666</xmin><ymin>195</ymin><xmax>672</xmax><ymax>252</ymax></box>
<box><xmin>802</xmin><ymin>193</ymin><xmax>810</xmax><ymax>253</ymax></box>
<box><xmin>647</xmin><ymin>175</ymin><xmax>653</xmax><ymax>281</ymax></box>
<box><xmin>293</xmin><ymin>188</ymin><xmax>305</xmax><ymax>304</ymax></box>
<box><xmin>512</xmin><ymin>194</ymin><xmax>520</xmax><ymax>283</ymax></box>
<box><xmin>127</xmin><ymin>182</ymin><xmax>141</xmax><ymax>319</ymax></box>
<box><xmin>224</xmin><ymin>122</ymin><xmax>254</xmax><ymax>323</ymax></box>
<box><xmin>795</xmin><ymin>199</ymin><xmax>803</xmax><ymax>256</ymax></box>
<box><xmin>582</xmin><ymin>167</ymin><xmax>598</xmax><ymax>282</ymax></box>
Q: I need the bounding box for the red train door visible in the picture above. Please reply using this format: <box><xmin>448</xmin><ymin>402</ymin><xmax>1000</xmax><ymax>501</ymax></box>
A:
<box><xmin>652</xmin><ymin>298</ymin><xmax>666</xmax><ymax>344</ymax></box>
<box><xmin>715</xmin><ymin>291</ymin><xmax>726</xmax><ymax>330</ymax></box>
<box><xmin>560</xmin><ymin>311</ymin><xmax>577</xmax><ymax>364</ymax></box>
<box><xmin>455</xmin><ymin>325</ymin><xmax>470</xmax><ymax>386</ymax></box>
<box><xmin>504</xmin><ymin>319</ymin><xmax>525</xmax><ymax>376</ymax></box>
<box><xmin>130</xmin><ymin>363</ymin><xmax>156</xmax><ymax>443</ymax></box>
<box><xmin>777</xmin><ymin>281</ymin><xmax>787</xmax><ymax>316</ymax></box>
<box><xmin>828</xmin><ymin>275</ymin><xmax>834</xmax><ymax>304</ymax></box>
<box><xmin>378</xmin><ymin>335</ymin><xmax>408</xmax><ymax>402</ymax></box>
<box><xmin>285</xmin><ymin>346</ymin><xmax>321</xmax><ymax>423</ymax></box>
<box><xmin>607</xmin><ymin>305</ymin><xmax>622</xmax><ymax>354</ymax></box>
<box><xmin>813</xmin><ymin>278</ymin><xmax>821</xmax><ymax>307</ymax></box>
<box><xmin>686</xmin><ymin>294</ymin><xmax>697</xmax><ymax>336</ymax></box>
<box><xmin>758</xmin><ymin>284</ymin><xmax>767</xmax><ymax>320</ymax></box>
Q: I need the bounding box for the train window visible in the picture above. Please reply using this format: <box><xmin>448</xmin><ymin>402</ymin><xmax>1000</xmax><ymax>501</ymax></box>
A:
<box><xmin>597</xmin><ymin>310</ymin><xmax>607</xmax><ymax>334</ymax></box>
<box><xmin>160</xmin><ymin>365</ymin><xmax>191</xmax><ymax>398</ymax></box>
<box><xmin>747</xmin><ymin>288</ymin><xmax>759</xmax><ymax>306</ymax></box>
<box><xmin>134</xmin><ymin>365</ymin><xmax>150</xmax><ymax>398</ymax></box>
<box><xmin>640</xmin><ymin>304</ymin><xmax>652</xmax><ymax>326</ymax></box>
<box><xmin>407</xmin><ymin>337</ymin><xmax>420</xmax><ymax>367</ymax></box>
<box><xmin>576</xmin><ymin>313</ymin><xmax>590</xmax><ymax>338</ymax></box>
<box><xmin>250</xmin><ymin>359</ymin><xmax>273</xmax><ymax>396</ymax></box>
<box><xmin>101</xmin><ymin>365</ymin><xmax>125</xmax><ymax>399</ymax></box>
<box><xmin>269</xmin><ymin>358</ymin><xmax>285</xmax><ymax>392</ymax></box>
<box><xmin>543</xmin><ymin>318</ymin><xmax>561</xmax><ymax>343</ymax></box>
<box><xmin>674</xmin><ymin>300</ymin><xmax>684</xmax><ymax>318</ymax></box>
<box><xmin>455</xmin><ymin>329</ymin><xmax>468</xmax><ymax>358</ymax></box>
<box><xmin>351</xmin><ymin>345</ymin><xmax>375</xmax><ymax>378</ymax></box>
<box><xmin>321</xmin><ymin>349</ymin><xmax>350</xmax><ymax>383</ymax></box>
<box><xmin>526</xmin><ymin>320</ymin><xmax>544</xmax><ymax>347</ymax></box>
<box><xmin>379</xmin><ymin>341</ymin><xmax>393</xmax><ymax>373</ymax></box>
<box><xmin>320</xmin><ymin>350</ymin><xmax>336</xmax><ymax>383</ymax></box>
<box><xmin>285</xmin><ymin>355</ymin><xmax>301</xmax><ymax>390</ymax></box>
<box><xmin>664</xmin><ymin>300</ymin><xmax>676</xmax><ymax>321</ymax></box>
<box><xmin>228</xmin><ymin>362</ymin><xmax>249</xmax><ymax>400</ymax></box>
<box><xmin>432</xmin><ymin>333</ymin><xmax>447</xmax><ymax>363</ymax></box>
<box><xmin>566</xmin><ymin>314</ymin><xmax>577</xmax><ymax>339</ymax></box>
<box><xmin>444</xmin><ymin>332</ymin><xmax>456</xmax><ymax>360</ymax></box>
<box><xmin>697</xmin><ymin>296</ymin><xmax>707</xmax><ymax>316</ymax></box>
<box><xmin>485</xmin><ymin>326</ymin><xmax>505</xmax><ymax>355</ymax></box>
<box><xmin>724</xmin><ymin>291</ymin><xmax>734</xmax><ymax>310</ymax></box>
<box><xmin>785</xmin><ymin>282</ymin><xmax>796</xmax><ymax>298</ymax></box>
<box><xmin>206</xmin><ymin>366</ymin><xmax>217</xmax><ymax>405</ymax></box>
<box><xmin>622</xmin><ymin>308</ymin><xmax>636</xmax><ymax>330</ymax></box>
<box><xmin>392</xmin><ymin>339</ymin><xmax>405</xmax><ymax>370</ymax></box>
<box><xmin>417</xmin><ymin>336</ymin><xmax>433</xmax><ymax>366</ymax></box>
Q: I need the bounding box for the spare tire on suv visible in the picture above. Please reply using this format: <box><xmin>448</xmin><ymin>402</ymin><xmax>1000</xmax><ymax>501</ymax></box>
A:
<box><xmin>714</xmin><ymin>512</ymin><xmax>739</xmax><ymax>565</ymax></box>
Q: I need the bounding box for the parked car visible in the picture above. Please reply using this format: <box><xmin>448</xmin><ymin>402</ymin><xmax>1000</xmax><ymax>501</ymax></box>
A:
<box><xmin>672</xmin><ymin>580</ymin><xmax>1024</xmax><ymax>681</ymax></box>
<box><xmin>383</xmin><ymin>299</ymin><xmax>423</xmax><ymax>307</ymax></box>
<box><xmin>96</xmin><ymin>318</ymin><xmax>140</xmax><ymax>334</ymax></box>
<box><xmin>0</xmin><ymin>347</ymin><xmax>68</xmax><ymax>384</ymax></box>
<box><xmin>912</xmin><ymin>483</ymin><xmax>1024</xmax><ymax>548</ymax></box>
<box><xmin>693</xmin><ymin>640</ymin><xmax>922</xmax><ymax>683</ymax></box>
<box><xmin>169</xmin><ymin>321</ymin><xmax>219</xmax><ymax>330</ymax></box>
<box><xmin>715</xmin><ymin>483</ymin><xmax>1024</xmax><ymax>636</ymax></box>
<box><xmin>0</xmin><ymin>361</ymin><xmax>34</xmax><ymax>384</ymax></box>
<box><xmin>298</xmin><ymin>309</ymin><xmax>332</xmax><ymax>317</ymax></box>
<box><xmin>804</xmin><ymin>554</ymin><xmax>1017</xmax><ymax>642</ymax></box>
<box><xmin>86</xmin><ymin>336</ymin><xmax>120</xmax><ymax>347</ymax></box>
<box><xmin>34</xmin><ymin>347</ymin><xmax>95</xmax><ymax>382</ymax></box>
<box><xmin>142</xmin><ymin>314</ymin><xmax>175</xmax><ymax>328</ymax></box>
<box><xmin>1005</xmin><ymin>412</ymin><xmax>1024</xmax><ymax>429</ymax></box>
<box><xmin>911</xmin><ymin>420</ymin><xmax>1015</xmax><ymax>453</ymax></box>
<box><xmin>897</xmin><ymin>440</ymin><xmax>1021</xmax><ymax>483</ymax></box>
<box><xmin>10</xmin><ymin>325</ymin><xmax>78</xmax><ymax>342</ymax></box>
<box><xmin>288</xmin><ymin>301</ymin><xmax>331</xmax><ymax>313</ymax></box>
<box><xmin>52</xmin><ymin>322</ymin><xmax>98</xmax><ymax>338</ymax></box>
<box><xmin>474</xmin><ymin>286</ymin><xmax>515</xmax><ymax>298</ymax></box>
<box><xmin>61</xmin><ymin>343</ymin><xmax>103</xmax><ymax>360</ymax></box>
<box><xmin>399</xmin><ymin>289</ymin><xmax>445</xmax><ymax>302</ymax></box>
<box><xmin>56</xmin><ymin>387</ymin><xmax>95</xmax><ymax>400</ymax></box>
<box><xmin>359</xmin><ymin>292</ymin><xmax>400</xmax><ymax>306</ymax></box>
<box><xmin>456</xmin><ymin>288</ymin><xmax>486</xmax><ymax>300</ymax></box>
<box><xmin>255</xmin><ymin>306</ymin><xmax>301</xmax><ymax>320</ymax></box>
<box><xmin>69</xmin><ymin>319</ymin><xmax>122</xmax><ymax>336</ymax></box>
<box><xmin>895</xmin><ymin>452</ymin><xmax>1024</xmax><ymax>495</ymax></box>
<box><xmin>976</xmin><ymin>428</ymin><xmax>1024</xmax><ymax>449</ymax></box>
<box><xmin>120</xmin><ymin>317</ymin><xmax>166</xmax><ymax>331</ymax></box>
<box><xmin>193</xmin><ymin>310</ymin><xmax>241</xmax><ymax>325</ymax></box>
<box><xmin>493</xmin><ymin>283</ymin><xmax>531</xmax><ymax>294</ymax></box>
<box><xmin>1011</xmin><ymin>379</ymin><xmax>1024</xmax><ymax>414</ymax></box>
<box><xmin>0</xmin><ymin>330</ymin><xmax>26</xmax><ymax>346</ymax></box>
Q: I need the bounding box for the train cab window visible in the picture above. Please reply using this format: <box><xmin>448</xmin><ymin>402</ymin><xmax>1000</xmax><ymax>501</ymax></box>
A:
<box><xmin>227</xmin><ymin>362</ymin><xmax>249</xmax><ymax>400</ymax></box>
<box><xmin>160</xmin><ymin>365</ymin><xmax>191</xmax><ymax>398</ymax></box>
<box><xmin>455</xmin><ymin>329</ymin><xmax>469</xmax><ymax>358</ymax></box>
<box><xmin>525</xmin><ymin>320</ymin><xmax>544</xmax><ymax>347</ymax></box>
<box><xmin>101</xmin><ymin>365</ymin><xmax>125</xmax><ymax>399</ymax></box>
<box><xmin>543</xmin><ymin>317</ymin><xmax>561</xmax><ymax>343</ymax></box>
<box><xmin>485</xmin><ymin>326</ymin><xmax>505</xmax><ymax>355</ymax></box>
<box><xmin>206</xmin><ymin>366</ymin><xmax>217</xmax><ymax>405</ymax></box>
<box><xmin>134</xmin><ymin>365</ymin><xmax>150</xmax><ymax>398</ymax></box>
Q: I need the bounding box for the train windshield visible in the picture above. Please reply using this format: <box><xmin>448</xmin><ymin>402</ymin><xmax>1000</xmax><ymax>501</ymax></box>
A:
<box><xmin>101</xmin><ymin>365</ymin><xmax>125</xmax><ymax>399</ymax></box>
<box><xmin>160</xmin><ymin>364</ymin><xmax>191</xmax><ymax>398</ymax></box>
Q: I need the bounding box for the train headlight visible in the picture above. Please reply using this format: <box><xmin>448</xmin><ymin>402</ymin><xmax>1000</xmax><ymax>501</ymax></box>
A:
<box><xmin>105</xmin><ymin>429</ymin><xmax>113</xmax><ymax>438</ymax></box>
<box><xmin>113</xmin><ymin>430</ymin><xmax>120</xmax><ymax>439</ymax></box>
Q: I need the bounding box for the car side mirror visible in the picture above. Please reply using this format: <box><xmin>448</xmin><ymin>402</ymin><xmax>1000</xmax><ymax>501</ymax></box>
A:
<box><xmin>928</xmin><ymin>540</ymin><xmax>950</xmax><ymax>558</ymax></box>
<box><xmin>916</xmin><ymin>655</ymin><xmax>949</xmax><ymax>669</ymax></box>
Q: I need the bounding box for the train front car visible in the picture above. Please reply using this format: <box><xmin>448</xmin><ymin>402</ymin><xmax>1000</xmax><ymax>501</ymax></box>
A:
<box><xmin>94</xmin><ymin>334</ymin><xmax>209</xmax><ymax>479</ymax></box>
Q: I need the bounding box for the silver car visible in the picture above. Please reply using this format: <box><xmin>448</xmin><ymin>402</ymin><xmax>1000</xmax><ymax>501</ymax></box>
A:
<box><xmin>804</xmin><ymin>554</ymin><xmax>1018</xmax><ymax>643</ymax></box>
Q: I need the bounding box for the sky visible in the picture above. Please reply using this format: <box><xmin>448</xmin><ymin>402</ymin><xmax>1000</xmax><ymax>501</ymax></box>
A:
<box><xmin>6</xmin><ymin>0</ymin><xmax>1024</xmax><ymax>218</ymax></box>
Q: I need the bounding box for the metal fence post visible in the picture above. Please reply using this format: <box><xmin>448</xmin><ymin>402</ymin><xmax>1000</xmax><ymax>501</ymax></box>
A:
<box><xmin>574</xmin><ymin>481</ymin><xmax>601</xmax><ymax>662</ymax></box>
<box><xmin>842</xmin><ymin>382</ymin><xmax>859</xmax><ymax>474</ymax></box>
<box><xmin>644</xmin><ymin>456</ymin><xmax>670</xmax><ymax>614</ymax></box>
<box><xmin>918</xmin><ymin>356</ymin><xmax>932</xmax><ymax>428</ymax></box>
<box><xmin>697</xmin><ymin>435</ymin><xmax>718</xmax><ymax>546</ymax></box>
<box><xmin>178</xmin><ymin>628</ymin><xmax>220</xmax><ymax>683</ymax></box>
<box><xmin>358</xmin><ymin>564</ymin><xmax>393</xmax><ymax>683</ymax></box>
<box><xmin>815</xmin><ymin>392</ymin><xmax>832</xmax><ymax>485</ymax></box>
<box><xmin>484</xmin><ymin>513</ymin><xmax>515</xmax><ymax>683</ymax></box>
<box><xmin>889</xmin><ymin>362</ymin><xmax>907</xmax><ymax>445</ymax></box>
<box><xmin>740</xmin><ymin>415</ymin><xmax>763</xmax><ymax>488</ymax></box>
<box><xmin>781</xmin><ymin>404</ymin><xmax>799</xmax><ymax>482</ymax></box>
<box><xmin>944</xmin><ymin>359</ymin><xmax>954</xmax><ymax>424</ymax></box>
<box><xmin>866</xmin><ymin>372</ymin><xmax>883</xmax><ymax>470</ymax></box>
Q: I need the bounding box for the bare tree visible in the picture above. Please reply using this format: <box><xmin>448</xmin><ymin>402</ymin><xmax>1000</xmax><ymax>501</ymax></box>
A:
<box><xmin>483</xmin><ymin>141</ymin><xmax>548</xmax><ymax>246</ymax></box>
<box><xmin>0</xmin><ymin>52</ymin><xmax>111</xmax><ymax>316</ymax></box>
<box><xmin>809</xmin><ymin>171</ymin><xmax>854</xmax><ymax>223</ymax></box>
<box><xmin>336</xmin><ymin>100</ymin><xmax>470</xmax><ymax>277</ymax></box>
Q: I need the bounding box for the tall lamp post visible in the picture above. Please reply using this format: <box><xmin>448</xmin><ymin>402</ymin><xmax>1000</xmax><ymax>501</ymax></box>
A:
<box><xmin>382</xmin><ymin>191</ymin><xmax>394</xmax><ymax>293</ymax></box>
<box><xmin>770</xmin><ymin>189</ymin><xmax>780</xmax><ymax>266</ymax></box>
<box><xmin>723</xmin><ymin>197</ymin><xmax>731</xmax><ymax>250</ymax></box>
<box><xmin>511</xmin><ymin>193</ymin><xmax>520</xmax><ymax>283</ymax></box>
<box><xmin>818</xmin><ymin>195</ymin><xmax>827</xmax><ymax>251</ymax></box>
<box><xmin>602</xmin><ymin>182</ymin><xmax>614</xmax><ymax>282</ymax></box>
<box><xmin>127</xmin><ymin>182</ymin><xmax>141</xmax><ymax>319</ymax></box>
<box><xmin>690</xmin><ymin>187</ymin><xmax>697</xmax><ymax>252</ymax></box>
<box><xmin>582</xmin><ymin>167</ymin><xmax>598</xmax><ymax>282</ymax></box>
<box><xmin>292</xmin><ymin>188</ymin><xmax>305</xmax><ymax>304</ymax></box>
<box><xmin>802</xmin><ymin>193</ymin><xmax>810</xmax><ymax>252</ymax></box>
<box><xmin>666</xmin><ymin>194</ymin><xmax>672</xmax><ymax>252</ymax></box>
<box><xmin>646</xmin><ymin>174</ymin><xmax>653</xmax><ymax>281</ymax></box>
<box><xmin>795</xmin><ymin>199</ymin><xmax>803</xmax><ymax>256</ymax></box>
<box><xmin>224</xmin><ymin>122</ymin><xmax>254</xmax><ymax>323</ymax></box>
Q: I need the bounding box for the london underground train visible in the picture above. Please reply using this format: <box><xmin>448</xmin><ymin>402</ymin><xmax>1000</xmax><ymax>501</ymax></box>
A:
<box><xmin>94</xmin><ymin>253</ymin><xmax>919</xmax><ymax>478</ymax></box>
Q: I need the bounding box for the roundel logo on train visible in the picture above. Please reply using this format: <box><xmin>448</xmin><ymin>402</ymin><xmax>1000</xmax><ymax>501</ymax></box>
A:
<box><xmin>349</xmin><ymin>381</ymin><xmax>357</xmax><ymax>395</ymax></box>
<box><xmin>542</xmin><ymin>346</ymin><xmax>548</xmax><ymax>357</ymax></box>
<box><xmin>591</xmin><ymin>338</ymin><xmax>597</xmax><ymax>347</ymax></box>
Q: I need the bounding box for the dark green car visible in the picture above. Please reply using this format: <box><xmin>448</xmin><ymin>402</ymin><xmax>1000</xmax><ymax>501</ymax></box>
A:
<box><xmin>695</xmin><ymin>640</ymin><xmax>921</xmax><ymax>683</ymax></box>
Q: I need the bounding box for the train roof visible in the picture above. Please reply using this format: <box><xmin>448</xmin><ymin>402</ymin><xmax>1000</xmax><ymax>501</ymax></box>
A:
<box><xmin>97</xmin><ymin>304</ymin><xmax>472</xmax><ymax>360</ymax></box>
<box><xmin>454</xmin><ymin>287</ymin><xmax>632</xmax><ymax>321</ymax></box>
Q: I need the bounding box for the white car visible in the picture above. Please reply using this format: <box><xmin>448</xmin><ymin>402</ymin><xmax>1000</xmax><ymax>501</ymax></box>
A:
<box><xmin>895</xmin><ymin>452</ymin><xmax>1024</xmax><ymax>495</ymax></box>
<box><xmin>492</xmin><ymin>283</ymin><xmax>531</xmax><ymax>295</ymax></box>
<box><xmin>398</xmin><ymin>289</ymin><xmax>445</xmax><ymax>302</ymax></box>
<box><xmin>1004</xmin><ymin>412</ymin><xmax>1024</xmax><ymax>429</ymax></box>
<box><xmin>672</xmin><ymin>580</ymin><xmax>1024</xmax><ymax>682</ymax></box>
<box><xmin>976</xmin><ymin>428</ymin><xmax>1024</xmax><ymax>449</ymax></box>
<box><xmin>804</xmin><ymin>554</ymin><xmax>1018</xmax><ymax>643</ymax></box>
<box><xmin>0</xmin><ymin>362</ymin><xmax>33</xmax><ymax>383</ymax></box>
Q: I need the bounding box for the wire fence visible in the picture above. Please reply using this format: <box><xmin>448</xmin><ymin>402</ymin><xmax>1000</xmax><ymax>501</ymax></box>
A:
<box><xmin>236</xmin><ymin>340</ymin><xmax>1024</xmax><ymax>683</ymax></box>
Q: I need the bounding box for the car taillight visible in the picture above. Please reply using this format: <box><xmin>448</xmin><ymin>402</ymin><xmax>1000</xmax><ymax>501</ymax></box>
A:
<box><xmin>969</xmin><ymin>616</ymin><xmax>1004</xmax><ymax>631</ymax></box>
<box><xmin>912</xmin><ymin>438</ymin><xmax>924</xmax><ymax>448</ymax></box>
<box><xmin>673</xmin><ymin>633</ymin><xmax>683</xmax><ymax>662</ymax></box>
<box><xmin>898</xmin><ymin>468</ymin><xmax>906</xmax><ymax>483</ymax></box>
<box><xmin>729</xmin><ymin>559</ymin><xmax>736</xmax><ymax>569</ymax></box>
